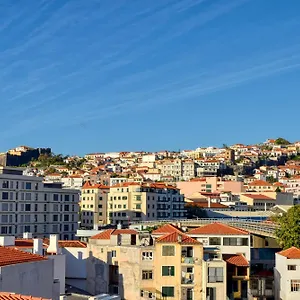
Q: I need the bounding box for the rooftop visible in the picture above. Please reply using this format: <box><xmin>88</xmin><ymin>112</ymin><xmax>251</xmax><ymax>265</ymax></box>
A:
<box><xmin>90</xmin><ymin>229</ymin><xmax>137</xmax><ymax>240</ymax></box>
<box><xmin>0</xmin><ymin>247</ymin><xmax>47</xmax><ymax>267</ymax></box>
<box><xmin>156</xmin><ymin>232</ymin><xmax>200</xmax><ymax>245</ymax></box>
<box><xmin>189</xmin><ymin>222</ymin><xmax>249</xmax><ymax>235</ymax></box>
<box><xmin>223</xmin><ymin>254</ymin><xmax>249</xmax><ymax>267</ymax></box>
<box><xmin>152</xmin><ymin>224</ymin><xmax>182</xmax><ymax>235</ymax></box>
<box><xmin>277</xmin><ymin>247</ymin><xmax>300</xmax><ymax>259</ymax></box>
<box><xmin>0</xmin><ymin>293</ymin><xmax>50</xmax><ymax>300</ymax></box>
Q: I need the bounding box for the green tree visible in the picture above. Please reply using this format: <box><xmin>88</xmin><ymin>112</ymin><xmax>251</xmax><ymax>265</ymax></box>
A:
<box><xmin>275</xmin><ymin>137</ymin><xmax>291</xmax><ymax>145</ymax></box>
<box><xmin>266</xmin><ymin>176</ymin><xmax>277</xmax><ymax>184</ymax></box>
<box><xmin>274</xmin><ymin>205</ymin><xmax>300</xmax><ymax>249</ymax></box>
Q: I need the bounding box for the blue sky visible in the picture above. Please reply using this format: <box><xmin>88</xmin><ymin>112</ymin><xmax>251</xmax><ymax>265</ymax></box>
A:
<box><xmin>1</xmin><ymin>0</ymin><xmax>300</xmax><ymax>155</ymax></box>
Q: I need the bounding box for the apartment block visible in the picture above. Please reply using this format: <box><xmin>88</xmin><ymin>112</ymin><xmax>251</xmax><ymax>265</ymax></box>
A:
<box><xmin>80</xmin><ymin>181</ymin><xmax>109</xmax><ymax>228</ymax></box>
<box><xmin>87</xmin><ymin>227</ymin><xmax>227</xmax><ymax>300</ymax></box>
<box><xmin>107</xmin><ymin>182</ymin><xmax>186</xmax><ymax>225</ymax></box>
<box><xmin>274</xmin><ymin>247</ymin><xmax>300</xmax><ymax>300</ymax></box>
<box><xmin>0</xmin><ymin>167</ymin><xmax>79</xmax><ymax>239</ymax></box>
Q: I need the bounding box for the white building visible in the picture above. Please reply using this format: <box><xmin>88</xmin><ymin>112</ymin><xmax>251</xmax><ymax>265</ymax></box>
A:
<box><xmin>61</xmin><ymin>175</ymin><xmax>83</xmax><ymax>190</ymax></box>
<box><xmin>0</xmin><ymin>167</ymin><xmax>79</xmax><ymax>239</ymax></box>
<box><xmin>0</xmin><ymin>236</ymin><xmax>59</xmax><ymax>299</ymax></box>
<box><xmin>188</xmin><ymin>222</ymin><xmax>251</xmax><ymax>261</ymax></box>
<box><xmin>274</xmin><ymin>247</ymin><xmax>300</xmax><ymax>300</ymax></box>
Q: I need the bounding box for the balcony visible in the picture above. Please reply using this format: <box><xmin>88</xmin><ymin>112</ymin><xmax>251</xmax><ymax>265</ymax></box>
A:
<box><xmin>182</xmin><ymin>273</ymin><xmax>194</xmax><ymax>285</ymax></box>
<box><xmin>181</xmin><ymin>257</ymin><xmax>195</xmax><ymax>264</ymax></box>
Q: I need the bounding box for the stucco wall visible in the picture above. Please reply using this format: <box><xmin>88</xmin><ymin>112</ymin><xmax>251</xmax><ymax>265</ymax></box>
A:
<box><xmin>0</xmin><ymin>260</ymin><xmax>58</xmax><ymax>300</ymax></box>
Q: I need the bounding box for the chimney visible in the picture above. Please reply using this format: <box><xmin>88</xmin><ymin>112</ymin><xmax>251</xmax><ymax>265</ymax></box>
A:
<box><xmin>0</xmin><ymin>236</ymin><xmax>15</xmax><ymax>246</ymax></box>
<box><xmin>177</xmin><ymin>234</ymin><xmax>182</xmax><ymax>243</ymax></box>
<box><xmin>47</xmin><ymin>234</ymin><xmax>59</xmax><ymax>254</ymax></box>
<box><xmin>23</xmin><ymin>232</ymin><xmax>33</xmax><ymax>239</ymax></box>
<box><xmin>33</xmin><ymin>238</ymin><xmax>43</xmax><ymax>255</ymax></box>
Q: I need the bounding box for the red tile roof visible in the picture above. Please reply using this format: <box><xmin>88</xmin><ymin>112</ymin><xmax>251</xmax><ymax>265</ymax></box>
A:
<box><xmin>90</xmin><ymin>229</ymin><xmax>137</xmax><ymax>240</ymax></box>
<box><xmin>189</xmin><ymin>222</ymin><xmax>249</xmax><ymax>235</ymax></box>
<box><xmin>242</xmin><ymin>194</ymin><xmax>275</xmax><ymax>200</ymax></box>
<box><xmin>277</xmin><ymin>247</ymin><xmax>300</xmax><ymax>259</ymax></box>
<box><xmin>0</xmin><ymin>293</ymin><xmax>50</xmax><ymax>300</ymax></box>
<box><xmin>249</xmin><ymin>180</ymin><xmax>272</xmax><ymax>186</ymax></box>
<box><xmin>0</xmin><ymin>247</ymin><xmax>47</xmax><ymax>267</ymax></box>
<box><xmin>82</xmin><ymin>181</ymin><xmax>109</xmax><ymax>189</ymax></box>
<box><xmin>223</xmin><ymin>254</ymin><xmax>249</xmax><ymax>267</ymax></box>
<box><xmin>156</xmin><ymin>232</ymin><xmax>200</xmax><ymax>245</ymax></box>
<box><xmin>152</xmin><ymin>224</ymin><xmax>182</xmax><ymax>235</ymax></box>
<box><xmin>186</xmin><ymin>202</ymin><xmax>228</xmax><ymax>209</ymax></box>
<box><xmin>90</xmin><ymin>229</ymin><xmax>115</xmax><ymax>240</ymax></box>
<box><xmin>111</xmin><ymin>229</ymin><xmax>138</xmax><ymax>235</ymax></box>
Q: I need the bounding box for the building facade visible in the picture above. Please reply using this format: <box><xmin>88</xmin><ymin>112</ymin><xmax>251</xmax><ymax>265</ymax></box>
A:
<box><xmin>0</xmin><ymin>167</ymin><xmax>79</xmax><ymax>239</ymax></box>
<box><xmin>107</xmin><ymin>182</ymin><xmax>186</xmax><ymax>225</ymax></box>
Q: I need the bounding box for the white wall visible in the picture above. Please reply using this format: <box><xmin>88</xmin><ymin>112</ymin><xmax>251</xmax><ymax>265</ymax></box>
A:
<box><xmin>48</xmin><ymin>255</ymin><xmax>66</xmax><ymax>295</ymax></box>
<box><xmin>275</xmin><ymin>254</ymin><xmax>300</xmax><ymax>300</ymax></box>
<box><xmin>0</xmin><ymin>260</ymin><xmax>58</xmax><ymax>300</ymax></box>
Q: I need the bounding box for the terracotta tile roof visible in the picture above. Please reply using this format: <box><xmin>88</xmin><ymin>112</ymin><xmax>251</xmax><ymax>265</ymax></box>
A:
<box><xmin>0</xmin><ymin>247</ymin><xmax>47</xmax><ymax>267</ymax></box>
<box><xmin>249</xmin><ymin>180</ymin><xmax>272</xmax><ymax>186</ymax></box>
<box><xmin>90</xmin><ymin>229</ymin><xmax>114</xmax><ymax>240</ymax></box>
<box><xmin>189</xmin><ymin>222</ymin><xmax>249</xmax><ymax>235</ymax></box>
<box><xmin>90</xmin><ymin>229</ymin><xmax>137</xmax><ymax>240</ymax></box>
<box><xmin>152</xmin><ymin>224</ymin><xmax>182</xmax><ymax>235</ymax></box>
<box><xmin>156</xmin><ymin>232</ymin><xmax>200</xmax><ymax>245</ymax></box>
<box><xmin>0</xmin><ymin>293</ymin><xmax>50</xmax><ymax>300</ymax></box>
<box><xmin>186</xmin><ymin>202</ymin><xmax>228</xmax><ymax>209</ymax></box>
<box><xmin>82</xmin><ymin>181</ymin><xmax>109</xmax><ymax>189</ymax></box>
<box><xmin>242</xmin><ymin>194</ymin><xmax>275</xmax><ymax>200</ymax></box>
<box><xmin>111</xmin><ymin>229</ymin><xmax>138</xmax><ymax>235</ymax></box>
<box><xmin>277</xmin><ymin>247</ymin><xmax>300</xmax><ymax>259</ymax></box>
<box><xmin>58</xmin><ymin>241</ymin><xmax>87</xmax><ymax>248</ymax></box>
<box><xmin>223</xmin><ymin>254</ymin><xmax>249</xmax><ymax>267</ymax></box>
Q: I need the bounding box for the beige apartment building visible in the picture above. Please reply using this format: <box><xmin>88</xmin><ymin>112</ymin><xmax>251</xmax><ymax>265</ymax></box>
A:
<box><xmin>87</xmin><ymin>227</ymin><xmax>227</xmax><ymax>300</ymax></box>
<box><xmin>107</xmin><ymin>182</ymin><xmax>186</xmax><ymax>225</ymax></box>
<box><xmin>80</xmin><ymin>181</ymin><xmax>109</xmax><ymax>228</ymax></box>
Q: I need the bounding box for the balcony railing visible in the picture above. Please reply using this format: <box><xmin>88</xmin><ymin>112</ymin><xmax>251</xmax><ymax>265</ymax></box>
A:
<box><xmin>181</xmin><ymin>257</ymin><xmax>194</xmax><ymax>264</ymax></box>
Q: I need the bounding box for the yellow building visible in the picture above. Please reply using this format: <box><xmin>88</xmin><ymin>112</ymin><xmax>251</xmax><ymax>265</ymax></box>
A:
<box><xmin>80</xmin><ymin>181</ymin><xmax>109</xmax><ymax>228</ymax></box>
<box><xmin>107</xmin><ymin>182</ymin><xmax>186</xmax><ymax>225</ymax></box>
<box><xmin>87</xmin><ymin>225</ymin><xmax>227</xmax><ymax>300</ymax></box>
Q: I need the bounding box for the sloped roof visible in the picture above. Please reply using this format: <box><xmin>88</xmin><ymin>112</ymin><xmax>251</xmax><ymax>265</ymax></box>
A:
<box><xmin>249</xmin><ymin>180</ymin><xmax>272</xmax><ymax>186</ymax></box>
<box><xmin>0</xmin><ymin>247</ymin><xmax>47</xmax><ymax>267</ymax></box>
<box><xmin>90</xmin><ymin>229</ymin><xmax>137</xmax><ymax>240</ymax></box>
<box><xmin>0</xmin><ymin>293</ymin><xmax>50</xmax><ymax>300</ymax></box>
<box><xmin>242</xmin><ymin>194</ymin><xmax>274</xmax><ymax>200</ymax></box>
<box><xmin>152</xmin><ymin>224</ymin><xmax>182</xmax><ymax>235</ymax></box>
<box><xmin>90</xmin><ymin>229</ymin><xmax>115</xmax><ymax>240</ymax></box>
<box><xmin>277</xmin><ymin>247</ymin><xmax>300</xmax><ymax>259</ymax></box>
<box><xmin>156</xmin><ymin>232</ymin><xmax>200</xmax><ymax>245</ymax></box>
<box><xmin>223</xmin><ymin>254</ymin><xmax>249</xmax><ymax>267</ymax></box>
<box><xmin>189</xmin><ymin>222</ymin><xmax>249</xmax><ymax>235</ymax></box>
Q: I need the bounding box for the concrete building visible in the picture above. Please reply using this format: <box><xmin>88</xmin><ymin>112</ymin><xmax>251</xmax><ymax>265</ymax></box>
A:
<box><xmin>80</xmin><ymin>182</ymin><xmax>109</xmax><ymax>228</ymax></box>
<box><xmin>87</xmin><ymin>227</ymin><xmax>227</xmax><ymax>300</ymax></box>
<box><xmin>274</xmin><ymin>247</ymin><xmax>300</xmax><ymax>300</ymax></box>
<box><xmin>0</xmin><ymin>167</ymin><xmax>79</xmax><ymax>239</ymax></box>
<box><xmin>0</xmin><ymin>237</ymin><xmax>59</xmax><ymax>299</ymax></box>
<box><xmin>107</xmin><ymin>182</ymin><xmax>186</xmax><ymax>225</ymax></box>
<box><xmin>189</xmin><ymin>223</ymin><xmax>250</xmax><ymax>299</ymax></box>
<box><xmin>61</xmin><ymin>175</ymin><xmax>83</xmax><ymax>190</ymax></box>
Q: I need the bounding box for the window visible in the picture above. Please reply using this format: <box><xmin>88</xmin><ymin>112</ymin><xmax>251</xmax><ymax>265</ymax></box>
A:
<box><xmin>64</xmin><ymin>215</ymin><xmax>69</xmax><ymax>221</ymax></box>
<box><xmin>136</xmin><ymin>204</ymin><xmax>141</xmax><ymax>209</ymax></box>
<box><xmin>142</xmin><ymin>270</ymin><xmax>153</xmax><ymax>280</ymax></box>
<box><xmin>2</xmin><ymin>204</ymin><xmax>8</xmax><ymax>211</ymax></box>
<box><xmin>135</xmin><ymin>212</ymin><xmax>141</xmax><ymax>218</ymax></box>
<box><xmin>25</xmin><ymin>182</ymin><xmax>31</xmax><ymax>190</ymax></box>
<box><xmin>98</xmin><ymin>204</ymin><xmax>102</xmax><ymax>208</ymax></box>
<box><xmin>162</xmin><ymin>245</ymin><xmax>175</xmax><ymax>256</ymax></box>
<box><xmin>2</xmin><ymin>192</ymin><xmax>8</xmax><ymax>200</ymax></box>
<box><xmin>288</xmin><ymin>265</ymin><xmax>297</xmax><ymax>271</ymax></box>
<box><xmin>291</xmin><ymin>280</ymin><xmax>300</xmax><ymax>292</ymax></box>
<box><xmin>208</xmin><ymin>267</ymin><xmax>223</xmax><ymax>283</ymax></box>
<box><xmin>53</xmin><ymin>194</ymin><xmax>59</xmax><ymax>201</ymax></box>
<box><xmin>162</xmin><ymin>287</ymin><xmax>174</xmax><ymax>297</ymax></box>
<box><xmin>223</xmin><ymin>238</ymin><xmax>238</xmax><ymax>246</ymax></box>
<box><xmin>65</xmin><ymin>195</ymin><xmax>70</xmax><ymax>201</ymax></box>
<box><xmin>25</xmin><ymin>204</ymin><xmax>31</xmax><ymax>211</ymax></box>
<box><xmin>64</xmin><ymin>205</ymin><xmax>69</xmax><ymax>211</ymax></box>
<box><xmin>99</xmin><ymin>196</ymin><xmax>103</xmax><ymax>200</ymax></box>
<box><xmin>142</xmin><ymin>251</ymin><xmax>153</xmax><ymax>260</ymax></box>
<box><xmin>136</xmin><ymin>195</ymin><xmax>141</xmax><ymax>201</ymax></box>
<box><xmin>64</xmin><ymin>224</ymin><xmax>69</xmax><ymax>231</ymax></box>
<box><xmin>53</xmin><ymin>204</ymin><xmax>59</xmax><ymax>211</ymax></box>
<box><xmin>162</xmin><ymin>266</ymin><xmax>175</xmax><ymax>276</ymax></box>
<box><xmin>2</xmin><ymin>215</ymin><xmax>8</xmax><ymax>223</ymax></box>
<box><xmin>25</xmin><ymin>193</ymin><xmax>31</xmax><ymax>201</ymax></box>
<box><xmin>111</xmin><ymin>250</ymin><xmax>117</xmax><ymax>258</ymax></box>
<box><xmin>209</xmin><ymin>237</ymin><xmax>221</xmax><ymax>245</ymax></box>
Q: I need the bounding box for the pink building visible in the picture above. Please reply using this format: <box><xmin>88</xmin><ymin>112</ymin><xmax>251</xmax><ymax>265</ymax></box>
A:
<box><xmin>176</xmin><ymin>177</ymin><xmax>245</xmax><ymax>197</ymax></box>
